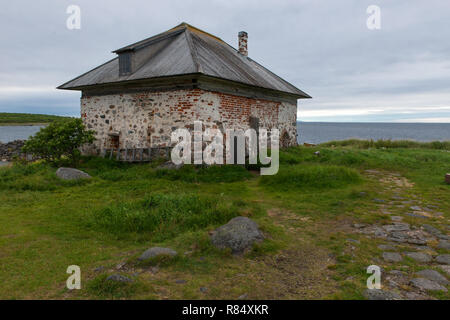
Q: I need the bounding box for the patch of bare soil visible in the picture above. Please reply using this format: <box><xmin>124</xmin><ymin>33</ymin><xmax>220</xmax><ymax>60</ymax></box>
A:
<box><xmin>257</xmin><ymin>208</ymin><xmax>338</xmax><ymax>299</ymax></box>
<box><xmin>249</xmin><ymin>247</ymin><xmax>336</xmax><ymax>299</ymax></box>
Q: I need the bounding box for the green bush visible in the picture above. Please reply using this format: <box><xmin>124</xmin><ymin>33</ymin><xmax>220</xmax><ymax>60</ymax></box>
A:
<box><xmin>87</xmin><ymin>193</ymin><xmax>239</xmax><ymax>241</ymax></box>
<box><xmin>260</xmin><ymin>164</ymin><xmax>362</xmax><ymax>190</ymax></box>
<box><xmin>22</xmin><ymin>118</ymin><xmax>95</xmax><ymax>166</ymax></box>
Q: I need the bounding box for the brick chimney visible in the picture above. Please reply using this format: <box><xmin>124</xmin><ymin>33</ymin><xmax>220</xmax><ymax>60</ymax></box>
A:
<box><xmin>238</xmin><ymin>31</ymin><xmax>248</xmax><ymax>56</ymax></box>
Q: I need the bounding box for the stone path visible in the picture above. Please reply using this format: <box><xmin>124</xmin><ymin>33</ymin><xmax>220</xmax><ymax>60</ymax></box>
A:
<box><xmin>356</xmin><ymin>170</ymin><xmax>450</xmax><ymax>299</ymax></box>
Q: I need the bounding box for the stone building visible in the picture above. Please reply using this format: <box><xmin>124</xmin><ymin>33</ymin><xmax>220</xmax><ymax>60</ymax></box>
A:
<box><xmin>58</xmin><ymin>23</ymin><xmax>310</xmax><ymax>154</ymax></box>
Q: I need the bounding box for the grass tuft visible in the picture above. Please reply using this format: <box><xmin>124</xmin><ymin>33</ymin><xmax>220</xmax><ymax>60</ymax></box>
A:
<box><xmin>86</xmin><ymin>274</ymin><xmax>145</xmax><ymax>299</ymax></box>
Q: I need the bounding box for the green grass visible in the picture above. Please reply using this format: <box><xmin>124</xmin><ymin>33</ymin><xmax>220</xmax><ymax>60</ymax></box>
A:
<box><xmin>0</xmin><ymin>112</ymin><xmax>73</xmax><ymax>125</ymax></box>
<box><xmin>0</xmin><ymin>140</ymin><xmax>449</xmax><ymax>299</ymax></box>
<box><xmin>260</xmin><ymin>164</ymin><xmax>362</xmax><ymax>190</ymax></box>
<box><xmin>319</xmin><ymin>139</ymin><xmax>450</xmax><ymax>150</ymax></box>
<box><xmin>86</xmin><ymin>274</ymin><xmax>147</xmax><ymax>299</ymax></box>
<box><xmin>87</xmin><ymin>193</ymin><xmax>239</xmax><ymax>241</ymax></box>
<box><xmin>155</xmin><ymin>164</ymin><xmax>253</xmax><ymax>183</ymax></box>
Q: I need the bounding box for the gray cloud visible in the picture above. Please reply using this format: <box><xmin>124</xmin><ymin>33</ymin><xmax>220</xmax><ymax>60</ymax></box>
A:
<box><xmin>0</xmin><ymin>0</ymin><xmax>449</xmax><ymax>121</ymax></box>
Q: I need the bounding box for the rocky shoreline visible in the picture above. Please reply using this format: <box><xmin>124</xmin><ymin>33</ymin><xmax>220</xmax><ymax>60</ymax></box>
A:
<box><xmin>0</xmin><ymin>140</ymin><xmax>25</xmax><ymax>161</ymax></box>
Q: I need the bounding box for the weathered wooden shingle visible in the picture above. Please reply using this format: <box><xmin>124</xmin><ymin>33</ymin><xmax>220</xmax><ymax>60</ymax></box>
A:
<box><xmin>58</xmin><ymin>23</ymin><xmax>310</xmax><ymax>98</ymax></box>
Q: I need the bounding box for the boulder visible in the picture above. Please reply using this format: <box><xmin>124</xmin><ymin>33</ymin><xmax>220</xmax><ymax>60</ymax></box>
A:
<box><xmin>437</xmin><ymin>240</ymin><xmax>450</xmax><ymax>250</ymax></box>
<box><xmin>56</xmin><ymin>167</ymin><xmax>91</xmax><ymax>180</ymax></box>
<box><xmin>211</xmin><ymin>217</ymin><xmax>264</xmax><ymax>254</ymax></box>
<box><xmin>415</xmin><ymin>270</ymin><xmax>449</xmax><ymax>285</ymax></box>
<box><xmin>382</xmin><ymin>252</ymin><xmax>402</xmax><ymax>263</ymax></box>
<box><xmin>138</xmin><ymin>247</ymin><xmax>178</xmax><ymax>261</ymax></box>
<box><xmin>405</xmin><ymin>252</ymin><xmax>432</xmax><ymax>263</ymax></box>
<box><xmin>436</xmin><ymin>254</ymin><xmax>450</xmax><ymax>265</ymax></box>
<box><xmin>410</xmin><ymin>278</ymin><xmax>447</xmax><ymax>292</ymax></box>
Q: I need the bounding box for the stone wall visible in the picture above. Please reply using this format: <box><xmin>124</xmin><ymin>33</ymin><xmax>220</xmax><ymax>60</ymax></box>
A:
<box><xmin>81</xmin><ymin>88</ymin><xmax>298</xmax><ymax>154</ymax></box>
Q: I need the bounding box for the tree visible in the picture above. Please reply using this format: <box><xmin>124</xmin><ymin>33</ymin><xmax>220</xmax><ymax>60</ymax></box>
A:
<box><xmin>22</xmin><ymin>118</ymin><xmax>95</xmax><ymax>166</ymax></box>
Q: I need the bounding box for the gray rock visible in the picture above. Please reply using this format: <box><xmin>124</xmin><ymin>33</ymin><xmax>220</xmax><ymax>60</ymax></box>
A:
<box><xmin>199</xmin><ymin>287</ymin><xmax>208</xmax><ymax>293</ymax></box>
<box><xmin>94</xmin><ymin>266</ymin><xmax>105</xmax><ymax>272</ymax></box>
<box><xmin>436</xmin><ymin>254</ymin><xmax>450</xmax><ymax>265</ymax></box>
<box><xmin>383</xmin><ymin>223</ymin><xmax>410</xmax><ymax>232</ymax></box>
<box><xmin>373</xmin><ymin>198</ymin><xmax>386</xmax><ymax>203</ymax></box>
<box><xmin>138</xmin><ymin>247</ymin><xmax>178</xmax><ymax>261</ymax></box>
<box><xmin>389</xmin><ymin>270</ymin><xmax>405</xmax><ymax>276</ymax></box>
<box><xmin>211</xmin><ymin>217</ymin><xmax>264</xmax><ymax>254</ymax></box>
<box><xmin>175</xmin><ymin>279</ymin><xmax>187</xmax><ymax>284</ymax></box>
<box><xmin>410</xmin><ymin>206</ymin><xmax>422</xmax><ymax>211</ymax></box>
<box><xmin>157</xmin><ymin>161</ymin><xmax>183</xmax><ymax>170</ymax></box>
<box><xmin>378</xmin><ymin>244</ymin><xmax>396</xmax><ymax>251</ymax></box>
<box><xmin>439</xmin><ymin>265</ymin><xmax>450</xmax><ymax>276</ymax></box>
<box><xmin>415</xmin><ymin>270</ymin><xmax>449</xmax><ymax>285</ymax></box>
<box><xmin>238</xmin><ymin>293</ymin><xmax>248</xmax><ymax>300</ymax></box>
<box><xmin>56</xmin><ymin>167</ymin><xmax>91</xmax><ymax>180</ymax></box>
<box><xmin>387</xmin><ymin>236</ymin><xmax>407</xmax><ymax>243</ymax></box>
<box><xmin>390</xmin><ymin>216</ymin><xmax>403</xmax><ymax>222</ymax></box>
<box><xmin>404</xmin><ymin>292</ymin><xmax>435</xmax><ymax>300</ymax></box>
<box><xmin>405</xmin><ymin>213</ymin><xmax>429</xmax><ymax>219</ymax></box>
<box><xmin>383</xmin><ymin>252</ymin><xmax>402</xmax><ymax>262</ymax></box>
<box><xmin>422</xmin><ymin>224</ymin><xmax>441</xmax><ymax>235</ymax></box>
<box><xmin>437</xmin><ymin>240</ymin><xmax>450</xmax><ymax>250</ymax></box>
<box><xmin>410</xmin><ymin>278</ymin><xmax>448</xmax><ymax>292</ymax></box>
<box><xmin>106</xmin><ymin>274</ymin><xmax>133</xmax><ymax>283</ymax></box>
<box><xmin>406</xmin><ymin>238</ymin><xmax>427</xmax><ymax>245</ymax></box>
<box><xmin>405</xmin><ymin>252</ymin><xmax>432</xmax><ymax>263</ymax></box>
<box><xmin>364</xmin><ymin>289</ymin><xmax>401</xmax><ymax>300</ymax></box>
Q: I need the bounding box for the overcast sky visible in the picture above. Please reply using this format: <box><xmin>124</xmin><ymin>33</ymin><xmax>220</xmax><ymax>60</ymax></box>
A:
<box><xmin>1</xmin><ymin>0</ymin><xmax>449</xmax><ymax>122</ymax></box>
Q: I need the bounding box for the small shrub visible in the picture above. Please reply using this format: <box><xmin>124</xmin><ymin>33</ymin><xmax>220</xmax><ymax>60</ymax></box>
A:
<box><xmin>22</xmin><ymin>118</ymin><xmax>95</xmax><ymax>166</ymax></box>
<box><xmin>260</xmin><ymin>164</ymin><xmax>362</xmax><ymax>191</ymax></box>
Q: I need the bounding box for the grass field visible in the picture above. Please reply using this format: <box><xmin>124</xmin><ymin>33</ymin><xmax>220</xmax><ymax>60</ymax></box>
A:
<box><xmin>0</xmin><ymin>113</ymin><xmax>72</xmax><ymax>125</ymax></box>
<box><xmin>0</xmin><ymin>140</ymin><xmax>449</xmax><ymax>299</ymax></box>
